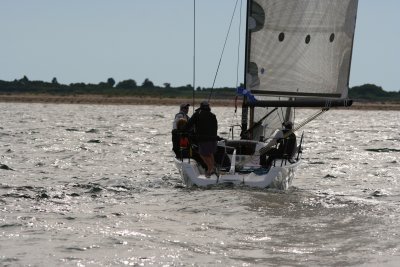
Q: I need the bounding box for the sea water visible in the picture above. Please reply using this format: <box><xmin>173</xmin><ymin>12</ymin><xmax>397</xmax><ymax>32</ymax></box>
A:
<box><xmin>0</xmin><ymin>103</ymin><xmax>399</xmax><ymax>266</ymax></box>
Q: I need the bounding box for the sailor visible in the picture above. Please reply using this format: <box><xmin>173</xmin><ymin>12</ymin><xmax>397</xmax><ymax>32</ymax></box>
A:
<box><xmin>185</xmin><ymin>101</ymin><xmax>218</xmax><ymax>177</ymax></box>
<box><xmin>172</xmin><ymin>103</ymin><xmax>191</xmax><ymax>157</ymax></box>
<box><xmin>172</xmin><ymin>118</ymin><xmax>190</xmax><ymax>158</ymax></box>
<box><xmin>260</xmin><ymin>121</ymin><xmax>297</xmax><ymax>168</ymax></box>
<box><xmin>172</xmin><ymin>103</ymin><xmax>190</xmax><ymax>130</ymax></box>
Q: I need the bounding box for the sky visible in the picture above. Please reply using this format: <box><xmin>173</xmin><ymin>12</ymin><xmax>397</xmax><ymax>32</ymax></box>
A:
<box><xmin>0</xmin><ymin>0</ymin><xmax>399</xmax><ymax>92</ymax></box>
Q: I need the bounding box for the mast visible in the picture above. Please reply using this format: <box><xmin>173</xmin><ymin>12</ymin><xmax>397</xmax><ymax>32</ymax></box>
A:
<box><xmin>240</xmin><ymin>0</ymin><xmax>251</xmax><ymax>138</ymax></box>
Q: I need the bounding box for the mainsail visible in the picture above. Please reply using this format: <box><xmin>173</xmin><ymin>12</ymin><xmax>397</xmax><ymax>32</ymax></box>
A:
<box><xmin>242</xmin><ymin>0</ymin><xmax>358</xmax><ymax>140</ymax></box>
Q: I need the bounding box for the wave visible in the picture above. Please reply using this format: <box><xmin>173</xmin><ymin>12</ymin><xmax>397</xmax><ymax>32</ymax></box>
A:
<box><xmin>365</xmin><ymin>148</ymin><xmax>400</xmax><ymax>153</ymax></box>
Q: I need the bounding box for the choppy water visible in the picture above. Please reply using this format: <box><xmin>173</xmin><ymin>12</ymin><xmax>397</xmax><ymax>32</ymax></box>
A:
<box><xmin>0</xmin><ymin>103</ymin><xmax>399</xmax><ymax>266</ymax></box>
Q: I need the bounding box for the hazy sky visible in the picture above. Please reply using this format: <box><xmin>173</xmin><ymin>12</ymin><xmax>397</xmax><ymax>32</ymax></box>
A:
<box><xmin>1</xmin><ymin>0</ymin><xmax>399</xmax><ymax>91</ymax></box>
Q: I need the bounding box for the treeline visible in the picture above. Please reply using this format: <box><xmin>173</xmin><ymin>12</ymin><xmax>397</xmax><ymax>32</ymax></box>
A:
<box><xmin>0</xmin><ymin>76</ymin><xmax>236</xmax><ymax>99</ymax></box>
<box><xmin>348</xmin><ymin>84</ymin><xmax>400</xmax><ymax>101</ymax></box>
<box><xmin>0</xmin><ymin>76</ymin><xmax>399</xmax><ymax>101</ymax></box>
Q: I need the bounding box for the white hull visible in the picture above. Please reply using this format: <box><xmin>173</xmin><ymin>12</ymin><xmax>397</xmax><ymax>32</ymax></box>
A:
<box><xmin>174</xmin><ymin>157</ymin><xmax>301</xmax><ymax>190</ymax></box>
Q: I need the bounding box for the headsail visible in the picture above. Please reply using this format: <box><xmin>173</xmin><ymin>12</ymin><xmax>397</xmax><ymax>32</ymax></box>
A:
<box><xmin>242</xmin><ymin>0</ymin><xmax>359</xmax><ymax>140</ymax></box>
<box><xmin>246</xmin><ymin>0</ymin><xmax>358</xmax><ymax>98</ymax></box>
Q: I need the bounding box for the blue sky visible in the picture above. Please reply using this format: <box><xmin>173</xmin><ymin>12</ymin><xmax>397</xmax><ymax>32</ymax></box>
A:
<box><xmin>0</xmin><ymin>0</ymin><xmax>399</xmax><ymax>91</ymax></box>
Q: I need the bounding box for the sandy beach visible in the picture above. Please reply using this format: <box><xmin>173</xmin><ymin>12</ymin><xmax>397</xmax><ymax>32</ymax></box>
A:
<box><xmin>0</xmin><ymin>93</ymin><xmax>399</xmax><ymax>110</ymax></box>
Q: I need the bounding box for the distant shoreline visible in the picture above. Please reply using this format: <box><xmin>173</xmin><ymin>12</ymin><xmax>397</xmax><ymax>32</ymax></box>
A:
<box><xmin>0</xmin><ymin>93</ymin><xmax>236</xmax><ymax>107</ymax></box>
<box><xmin>1</xmin><ymin>93</ymin><xmax>399</xmax><ymax>110</ymax></box>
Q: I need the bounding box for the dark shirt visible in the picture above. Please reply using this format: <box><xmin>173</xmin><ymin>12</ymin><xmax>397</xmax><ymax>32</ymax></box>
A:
<box><xmin>278</xmin><ymin>129</ymin><xmax>297</xmax><ymax>157</ymax></box>
<box><xmin>185</xmin><ymin>108</ymin><xmax>218</xmax><ymax>142</ymax></box>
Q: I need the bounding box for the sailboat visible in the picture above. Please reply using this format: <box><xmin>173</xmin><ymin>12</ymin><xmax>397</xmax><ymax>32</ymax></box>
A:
<box><xmin>174</xmin><ymin>0</ymin><xmax>358</xmax><ymax>189</ymax></box>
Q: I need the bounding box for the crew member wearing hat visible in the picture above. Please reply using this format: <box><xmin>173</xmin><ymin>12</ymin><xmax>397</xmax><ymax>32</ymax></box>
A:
<box><xmin>172</xmin><ymin>103</ymin><xmax>190</xmax><ymax>130</ymax></box>
<box><xmin>185</xmin><ymin>101</ymin><xmax>218</xmax><ymax>177</ymax></box>
<box><xmin>171</xmin><ymin>103</ymin><xmax>191</xmax><ymax>157</ymax></box>
<box><xmin>260</xmin><ymin>121</ymin><xmax>297</xmax><ymax>168</ymax></box>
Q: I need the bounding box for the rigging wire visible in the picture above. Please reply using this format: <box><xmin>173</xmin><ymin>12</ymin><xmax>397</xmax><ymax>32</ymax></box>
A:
<box><xmin>292</xmin><ymin>108</ymin><xmax>329</xmax><ymax>132</ymax></box>
<box><xmin>220</xmin><ymin>0</ymin><xmax>242</xmax><ymax>139</ymax></box>
<box><xmin>235</xmin><ymin>107</ymin><xmax>330</xmax><ymax>168</ymax></box>
<box><xmin>208</xmin><ymin>0</ymin><xmax>240</xmax><ymax>101</ymax></box>
<box><xmin>192</xmin><ymin>0</ymin><xmax>196</xmax><ymax>113</ymax></box>
<box><xmin>293</xmin><ymin>107</ymin><xmax>296</xmax><ymax>131</ymax></box>
<box><xmin>235</xmin><ymin>0</ymin><xmax>243</xmax><ymax>89</ymax></box>
<box><xmin>233</xmin><ymin>0</ymin><xmax>243</xmax><ymax>114</ymax></box>
<box><xmin>255</xmin><ymin>107</ymin><xmax>330</xmax><ymax>159</ymax></box>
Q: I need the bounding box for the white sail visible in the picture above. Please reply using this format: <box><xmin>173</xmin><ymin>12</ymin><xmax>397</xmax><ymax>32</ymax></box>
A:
<box><xmin>246</xmin><ymin>0</ymin><xmax>358</xmax><ymax>98</ymax></box>
<box><xmin>244</xmin><ymin>0</ymin><xmax>358</xmax><ymax>141</ymax></box>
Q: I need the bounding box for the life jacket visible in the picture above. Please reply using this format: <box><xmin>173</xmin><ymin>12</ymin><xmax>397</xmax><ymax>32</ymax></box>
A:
<box><xmin>179</xmin><ymin>136</ymin><xmax>189</xmax><ymax>149</ymax></box>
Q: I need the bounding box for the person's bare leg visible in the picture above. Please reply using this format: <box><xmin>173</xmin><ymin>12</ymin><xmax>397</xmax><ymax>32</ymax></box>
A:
<box><xmin>209</xmin><ymin>154</ymin><xmax>215</xmax><ymax>173</ymax></box>
<box><xmin>201</xmin><ymin>154</ymin><xmax>213</xmax><ymax>176</ymax></box>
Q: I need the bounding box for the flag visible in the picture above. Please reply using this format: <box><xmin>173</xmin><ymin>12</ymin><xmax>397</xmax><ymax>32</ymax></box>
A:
<box><xmin>236</xmin><ymin>87</ymin><xmax>257</xmax><ymax>103</ymax></box>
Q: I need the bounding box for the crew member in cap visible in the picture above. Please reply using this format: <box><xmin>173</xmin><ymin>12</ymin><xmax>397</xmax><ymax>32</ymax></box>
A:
<box><xmin>171</xmin><ymin>103</ymin><xmax>191</xmax><ymax>158</ymax></box>
<box><xmin>172</xmin><ymin>103</ymin><xmax>190</xmax><ymax>130</ymax></box>
<box><xmin>260</xmin><ymin>121</ymin><xmax>297</xmax><ymax>168</ymax></box>
<box><xmin>185</xmin><ymin>101</ymin><xmax>218</xmax><ymax>177</ymax></box>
